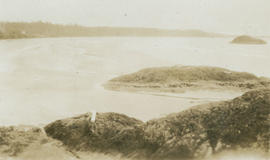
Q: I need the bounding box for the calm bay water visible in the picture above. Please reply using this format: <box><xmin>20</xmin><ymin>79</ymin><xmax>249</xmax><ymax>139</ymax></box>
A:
<box><xmin>0</xmin><ymin>37</ymin><xmax>269</xmax><ymax>125</ymax></box>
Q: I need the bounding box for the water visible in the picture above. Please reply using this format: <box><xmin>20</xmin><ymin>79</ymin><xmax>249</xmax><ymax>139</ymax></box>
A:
<box><xmin>0</xmin><ymin>37</ymin><xmax>269</xmax><ymax>125</ymax></box>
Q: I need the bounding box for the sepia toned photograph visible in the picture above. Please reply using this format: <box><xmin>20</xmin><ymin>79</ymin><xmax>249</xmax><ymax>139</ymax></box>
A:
<box><xmin>0</xmin><ymin>0</ymin><xmax>269</xmax><ymax>160</ymax></box>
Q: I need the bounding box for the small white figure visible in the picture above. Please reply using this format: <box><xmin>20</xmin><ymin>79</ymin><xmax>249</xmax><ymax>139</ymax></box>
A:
<box><xmin>91</xmin><ymin>111</ymin><xmax>96</xmax><ymax>122</ymax></box>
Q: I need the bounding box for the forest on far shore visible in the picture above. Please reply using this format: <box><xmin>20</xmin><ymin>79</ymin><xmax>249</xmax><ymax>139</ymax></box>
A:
<box><xmin>0</xmin><ymin>21</ymin><xmax>226</xmax><ymax>39</ymax></box>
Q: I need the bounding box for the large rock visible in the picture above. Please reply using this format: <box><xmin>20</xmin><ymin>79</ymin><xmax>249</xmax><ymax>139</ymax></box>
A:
<box><xmin>231</xmin><ymin>35</ymin><xmax>267</xmax><ymax>44</ymax></box>
<box><xmin>44</xmin><ymin>112</ymin><xmax>144</xmax><ymax>155</ymax></box>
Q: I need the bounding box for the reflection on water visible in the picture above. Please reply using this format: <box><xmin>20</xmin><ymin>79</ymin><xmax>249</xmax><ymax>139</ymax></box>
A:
<box><xmin>0</xmin><ymin>37</ymin><xmax>269</xmax><ymax>125</ymax></box>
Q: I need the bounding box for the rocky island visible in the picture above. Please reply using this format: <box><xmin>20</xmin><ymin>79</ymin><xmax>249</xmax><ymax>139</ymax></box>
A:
<box><xmin>104</xmin><ymin>66</ymin><xmax>270</xmax><ymax>94</ymax></box>
<box><xmin>231</xmin><ymin>35</ymin><xmax>267</xmax><ymax>44</ymax></box>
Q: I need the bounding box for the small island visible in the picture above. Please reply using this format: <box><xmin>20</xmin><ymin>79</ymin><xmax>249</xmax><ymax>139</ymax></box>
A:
<box><xmin>104</xmin><ymin>65</ymin><xmax>270</xmax><ymax>93</ymax></box>
<box><xmin>231</xmin><ymin>35</ymin><xmax>267</xmax><ymax>44</ymax></box>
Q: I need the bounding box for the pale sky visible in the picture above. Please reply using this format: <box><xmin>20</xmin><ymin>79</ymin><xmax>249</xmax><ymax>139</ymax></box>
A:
<box><xmin>0</xmin><ymin>0</ymin><xmax>269</xmax><ymax>35</ymax></box>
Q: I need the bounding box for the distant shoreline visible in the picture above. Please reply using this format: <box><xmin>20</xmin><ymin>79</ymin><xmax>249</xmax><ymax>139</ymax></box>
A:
<box><xmin>0</xmin><ymin>22</ymin><xmax>230</xmax><ymax>40</ymax></box>
<box><xmin>0</xmin><ymin>35</ymin><xmax>236</xmax><ymax>41</ymax></box>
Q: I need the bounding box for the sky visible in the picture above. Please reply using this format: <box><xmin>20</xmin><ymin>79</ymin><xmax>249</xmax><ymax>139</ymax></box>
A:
<box><xmin>0</xmin><ymin>0</ymin><xmax>269</xmax><ymax>35</ymax></box>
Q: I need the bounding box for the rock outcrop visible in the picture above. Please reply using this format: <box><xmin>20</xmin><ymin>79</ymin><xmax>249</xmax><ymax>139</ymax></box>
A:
<box><xmin>144</xmin><ymin>89</ymin><xmax>270</xmax><ymax>159</ymax></box>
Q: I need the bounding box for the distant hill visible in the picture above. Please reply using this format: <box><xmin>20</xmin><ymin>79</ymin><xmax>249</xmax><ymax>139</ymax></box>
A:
<box><xmin>0</xmin><ymin>22</ymin><xmax>226</xmax><ymax>39</ymax></box>
<box><xmin>43</xmin><ymin>89</ymin><xmax>270</xmax><ymax>159</ymax></box>
<box><xmin>105</xmin><ymin>66</ymin><xmax>270</xmax><ymax>93</ymax></box>
<box><xmin>231</xmin><ymin>35</ymin><xmax>267</xmax><ymax>44</ymax></box>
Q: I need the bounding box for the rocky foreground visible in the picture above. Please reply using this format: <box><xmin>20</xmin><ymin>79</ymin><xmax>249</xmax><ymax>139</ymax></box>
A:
<box><xmin>1</xmin><ymin>89</ymin><xmax>269</xmax><ymax>159</ymax></box>
<box><xmin>104</xmin><ymin>66</ymin><xmax>270</xmax><ymax>93</ymax></box>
